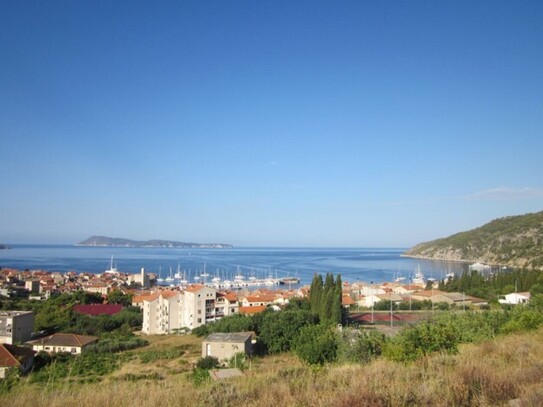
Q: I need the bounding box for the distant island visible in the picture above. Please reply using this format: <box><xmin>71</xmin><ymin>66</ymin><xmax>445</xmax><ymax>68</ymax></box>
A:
<box><xmin>0</xmin><ymin>244</ymin><xmax>9</xmax><ymax>250</ymax></box>
<box><xmin>77</xmin><ymin>235</ymin><xmax>233</xmax><ymax>249</ymax></box>
<box><xmin>403</xmin><ymin>210</ymin><xmax>543</xmax><ymax>270</ymax></box>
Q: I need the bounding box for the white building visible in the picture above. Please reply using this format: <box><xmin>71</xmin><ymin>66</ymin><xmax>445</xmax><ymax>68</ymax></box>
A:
<box><xmin>499</xmin><ymin>292</ymin><xmax>531</xmax><ymax>305</ymax></box>
<box><xmin>0</xmin><ymin>311</ymin><xmax>34</xmax><ymax>345</ymax></box>
<box><xmin>142</xmin><ymin>285</ymin><xmax>239</xmax><ymax>335</ymax></box>
<box><xmin>142</xmin><ymin>291</ymin><xmax>182</xmax><ymax>335</ymax></box>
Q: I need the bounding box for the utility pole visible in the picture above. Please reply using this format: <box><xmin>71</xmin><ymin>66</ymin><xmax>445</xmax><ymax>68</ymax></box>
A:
<box><xmin>370</xmin><ymin>281</ymin><xmax>374</xmax><ymax>324</ymax></box>
<box><xmin>390</xmin><ymin>291</ymin><xmax>393</xmax><ymax>328</ymax></box>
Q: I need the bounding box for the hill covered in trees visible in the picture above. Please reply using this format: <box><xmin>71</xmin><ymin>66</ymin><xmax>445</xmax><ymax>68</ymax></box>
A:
<box><xmin>403</xmin><ymin>211</ymin><xmax>543</xmax><ymax>270</ymax></box>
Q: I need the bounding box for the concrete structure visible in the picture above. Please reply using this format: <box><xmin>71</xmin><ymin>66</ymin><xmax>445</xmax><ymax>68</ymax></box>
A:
<box><xmin>27</xmin><ymin>333</ymin><xmax>98</xmax><ymax>354</ymax></box>
<box><xmin>128</xmin><ymin>267</ymin><xmax>150</xmax><ymax>288</ymax></box>
<box><xmin>141</xmin><ymin>285</ymin><xmax>240</xmax><ymax>334</ymax></box>
<box><xmin>24</xmin><ymin>280</ymin><xmax>40</xmax><ymax>294</ymax></box>
<box><xmin>142</xmin><ymin>290</ymin><xmax>182</xmax><ymax>335</ymax></box>
<box><xmin>202</xmin><ymin>332</ymin><xmax>253</xmax><ymax>361</ymax></box>
<box><xmin>0</xmin><ymin>311</ymin><xmax>34</xmax><ymax>345</ymax></box>
<box><xmin>0</xmin><ymin>344</ymin><xmax>35</xmax><ymax>378</ymax></box>
<box><xmin>499</xmin><ymin>292</ymin><xmax>531</xmax><ymax>305</ymax></box>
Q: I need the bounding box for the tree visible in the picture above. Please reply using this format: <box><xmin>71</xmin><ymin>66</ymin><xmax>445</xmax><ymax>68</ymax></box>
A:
<box><xmin>107</xmin><ymin>290</ymin><xmax>133</xmax><ymax>307</ymax></box>
<box><xmin>259</xmin><ymin>310</ymin><xmax>318</xmax><ymax>353</ymax></box>
<box><xmin>309</xmin><ymin>274</ymin><xmax>323</xmax><ymax>315</ymax></box>
<box><xmin>293</xmin><ymin>324</ymin><xmax>338</xmax><ymax>365</ymax></box>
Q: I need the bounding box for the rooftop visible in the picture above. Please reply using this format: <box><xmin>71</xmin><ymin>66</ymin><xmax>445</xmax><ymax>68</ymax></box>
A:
<box><xmin>204</xmin><ymin>332</ymin><xmax>254</xmax><ymax>343</ymax></box>
<box><xmin>27</xmin><ymin>333</ymin><xmax>98</xmax><ymax>348</ymax></box>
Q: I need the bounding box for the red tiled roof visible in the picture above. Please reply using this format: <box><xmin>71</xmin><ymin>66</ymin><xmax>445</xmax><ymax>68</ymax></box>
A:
<box><xmin>184</xmin><ymin>284</ymin><xmax>205</xmax><ymax>293</ymax></box>
<box><xmin>28</xmin><ymin>333</ymin><xmax>98</xmax><ymax>348</ymax></box>
<box><xmin>73</xmin><ymin>304</ymin><xmax>124</xmax><ymax>316</ymax></box>
<box><xmin>239</xmin><ymin>305</ymin><xmax>267</xmax><ymax>315</ymax></box>
<box><xmin>342</xmin><ymin>296</ymin><xmax>356</xmax><ymax>306</ymax></box>
<box><xmin>245</xmin><ymin>294</ymin><xmax>277</xmax><ymax>303</ymax></box>
<box><xmin>0</xmin><ymin>344</ymin><xmax>35</xmax><ymax>368</ymax></box>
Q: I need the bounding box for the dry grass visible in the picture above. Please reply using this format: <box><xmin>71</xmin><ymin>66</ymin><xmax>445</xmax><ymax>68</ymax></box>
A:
<box><xmin>3</xmin><ymin>329</ymin><xmax>543</xmax><ymax>406</ymax></box>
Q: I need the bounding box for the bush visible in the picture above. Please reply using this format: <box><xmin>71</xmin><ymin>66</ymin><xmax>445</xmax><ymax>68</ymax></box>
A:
<box><xmin>196</xmin><ymin>356</ymin><xmax>219</xmax><ymax>370</ymax></box>
<box><xmin>293</xmin><ymin>324</ymin><xmax>338</xmax><ymax>365</ymax></box>
<box><xmin>226</xmin><ymin>352</ymin><xmax>247</xmax><ymax>370</ymax></box>
<box><xmin>192</xmin><ymin>368</ymin><xmax>210</xmax><ymax>386</ymax></box>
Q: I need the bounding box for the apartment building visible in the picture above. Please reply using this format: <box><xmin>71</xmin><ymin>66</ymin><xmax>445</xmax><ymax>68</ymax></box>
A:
<box><xmin>142</xmin><ymin>290</ymin><xmax>182</xmax><ymax>335</ymax></box>
<box><xmin>142</xmin><ymin>285</ymin><xmax>239</xmax><ymax>335</ymax></box>
<box><xmin>0</xmin><ymin>311</ymin><xmax>34</xmax><ymax>345</ymax></box>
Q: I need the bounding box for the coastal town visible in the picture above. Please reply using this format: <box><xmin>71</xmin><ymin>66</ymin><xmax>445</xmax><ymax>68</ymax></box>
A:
<box><xmin>3</xmin><ymin>257</ymin><xmax>529</xmax><ymax>383</ymax></box>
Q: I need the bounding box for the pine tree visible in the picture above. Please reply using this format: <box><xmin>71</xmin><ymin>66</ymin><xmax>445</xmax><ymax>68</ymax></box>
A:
<box><xmin>321</xmin><ymin>273</ymin><xmax>335</xmax><ymax>321</ymax></box>
<box><xmin>309</xmin><ymin>274</ymin><xmax>323</xmax><ymax>316</ymax></box>
<box><xmin>331</xmin><ymin>274</ymin><xmax>343</xmax><ymax>325</ymax></box>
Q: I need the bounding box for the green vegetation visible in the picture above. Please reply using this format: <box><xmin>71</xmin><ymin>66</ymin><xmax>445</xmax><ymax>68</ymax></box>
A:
<box><xmin>441</xmin><ymin>267</ymin><xmax>543</xmax><ymax>301</ymax></box>
<box><xmin>404</xmin><ymin>210</ymin><xmax>543</xmax><ymax>269</ymax></box>
<box><xmin>309</xmin><ymin>273</ymin><xmax>344</xmax><ymax>324</ymax></box>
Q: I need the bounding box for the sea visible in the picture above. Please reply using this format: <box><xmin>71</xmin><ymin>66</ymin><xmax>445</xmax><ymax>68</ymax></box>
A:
<box><xmin>0</xmin><ymin>245</ymin><xmax>469</xmax><ymax>286</ymax></box>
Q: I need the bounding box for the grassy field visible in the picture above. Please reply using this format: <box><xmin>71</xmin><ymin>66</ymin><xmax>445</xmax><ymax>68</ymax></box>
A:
<box><xmin>2</xmin><ymin>329</ymin><xmax>543</xmax><ymax>406</ymax></box>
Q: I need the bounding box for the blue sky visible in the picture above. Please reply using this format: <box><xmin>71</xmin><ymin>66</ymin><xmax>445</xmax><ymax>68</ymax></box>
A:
<box><xmin>1</xmin><ymin>1</ymin><xmax>542</xmax><ymax>247</ymax></box>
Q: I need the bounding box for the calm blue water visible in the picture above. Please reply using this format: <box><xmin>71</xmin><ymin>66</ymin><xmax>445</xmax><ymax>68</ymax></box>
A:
<box><xmin>0</xmin><ymin>245</ymin><xmax>468</xmax><ymax>285</ymax></box>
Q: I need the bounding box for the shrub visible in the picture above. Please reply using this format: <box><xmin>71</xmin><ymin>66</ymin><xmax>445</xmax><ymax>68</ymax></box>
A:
<box><xmin>196</xmin><ymin>356</ymin><xmax>219</xmax><ymax>370</ymax></box>
<box><xmin>226</xmin><ymin>352</ymin><xmax>247</xmax><ymax>370</ymax></box>
<box><xmin>192</xmin><ymin>368</ymin><xmax>210</xmax><ymax>386</ymax></box>
<box><xmin>293</xmin><ymin>324</ymin><xmax>338</xmax><ymax>365</ymax></box>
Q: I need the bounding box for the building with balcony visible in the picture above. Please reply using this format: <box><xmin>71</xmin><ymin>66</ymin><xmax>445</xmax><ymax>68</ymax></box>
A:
<box><xmin>142</xmin><ymin>285</ymin><xmax>239</xmax><ymax>335</ymax></box>
<box><xmin>0</xmin><ymin>311</ymin><xmax>34</xmax><ymax>345</ymax></box>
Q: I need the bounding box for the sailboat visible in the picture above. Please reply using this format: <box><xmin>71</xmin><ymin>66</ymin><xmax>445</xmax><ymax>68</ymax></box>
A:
<box><xmin>104</xmin><ymin>255</ymin><xmax>118</xmax><ymax>274</ymax></box>
<box><xmin>234</xmin><ymin>265</ymin><xmax>244</xmax><ymax>282</ymax></box>
<box><xmin>200</xmin><ymin>262</ymin><xmax>209</xmax><ymax>283</ymax></box>
<box><xmin>174</xmin><ymin>263</ymin><xmax>183</xmax><ymax>279</ymax></box>
<box><xmin>165</xmin><ymin>267</ymin><xmax>174</xmax><ymax>283</ymax></box>
<box><xmin>412</xmin><ymin>265</ymin><xmax>426</xmax><ymax>286</ymax></box>
<box><xmin>178</xmin><ymin>268</ymin><xmax>188</xmax><ymax>286</ymax></box>
<box><xmin>248</xmin><ymin>268</ymin><xmax>257</xmax><ymax>281</ymax></box>
<box><xmin>157</xmin><ymin>266</ymin><xmax>165</xmax><ymax>283</ymax></box>
<box><xmin>212</xmin><ymin>269</ymin><xmax>222</xmax><ymax>284</ymax></box>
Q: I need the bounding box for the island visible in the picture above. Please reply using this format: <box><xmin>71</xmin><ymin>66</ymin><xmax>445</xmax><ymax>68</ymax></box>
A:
<box><xmin>76</xmin><ymin>235</ymin><xmax>233</xmax><ymax>249</ymax></box>
<box><xmin>0</xmin><ymin>244</ymin><xmax>9</xmax><ymax>249</ymax></box>
<box><xmin>403</xmin><ymin>210</ymin><xmax>543</xmax><ymax>270</ymax></box>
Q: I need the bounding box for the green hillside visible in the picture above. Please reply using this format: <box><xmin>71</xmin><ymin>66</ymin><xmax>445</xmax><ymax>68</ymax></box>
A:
<box><xmin>403</xmin><ymin>211</ymin><xmax>543</xmax><ymax>270</ymax></box>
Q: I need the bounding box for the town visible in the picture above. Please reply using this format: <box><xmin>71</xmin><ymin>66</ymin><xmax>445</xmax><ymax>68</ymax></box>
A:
<box><xmin>2</xmin><ymin>261</ymin><xmax>535</xmax><ymax>383</ymax></box>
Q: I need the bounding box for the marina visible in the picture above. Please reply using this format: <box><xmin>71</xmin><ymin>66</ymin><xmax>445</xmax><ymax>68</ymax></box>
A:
<box><xmin>0</xmin><ymin>245</ymin><xmax>469</xmax><ymax>287</ymax></box>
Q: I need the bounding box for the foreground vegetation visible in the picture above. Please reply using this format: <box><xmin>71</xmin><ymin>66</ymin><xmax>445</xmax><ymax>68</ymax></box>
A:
<box><xmin>2</xmin><ymin>328</ymin><xmax>543</xmax><ymax>406</ymax></box>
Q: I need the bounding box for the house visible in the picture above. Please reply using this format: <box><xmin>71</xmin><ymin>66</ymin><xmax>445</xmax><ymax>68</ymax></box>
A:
<box><xmin>241</xmin><ymin>294</ymin><xmax>277</xmax><ymax>307</ymax></box>
<box><xmin>499</xmin><ymin>292</ymin><xmax>531</xmax><ymax>305</ymax></box>
<box><xmin>342</xmin><ymin>295</ymin><xmax>356</xmax><ymax>308</ymax></box>
<box><xmin>202</xmin><ymin>332</ymin><xmax>253</xmax><ymax>361</ymax></box>
<box><xmin>239</xmin><ymin>305</ymin><xmax>267</xmax><ymax>315</ymax></box>
<box><xmin>0</xmin><ymin>343</ymin><xmax>35</xmax><ymax>378</ymax></box>
<box><xmin>73</xmin><ymin>304</ymin><xmax>124</xmax><ymax>316</ymax></box>
<box><xmin>0</xmin><ymin>311</ymin><xmax>34</xmax><ymax>345</ymax></box>
<box><xmin>27</xmin><ymin>333</ymin><xmax>98</xmax><ymax>354</ymax></box>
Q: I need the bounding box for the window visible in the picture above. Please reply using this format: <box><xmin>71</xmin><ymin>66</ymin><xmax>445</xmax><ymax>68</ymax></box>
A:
<box><xmin>206</xmin><ymin>344</ymin><xmax>211</xmax><ymax>356</ymax></box>
<box><xmin>197</xmin><ymin>318</ymin><xmax>202</xmax><ymax>323</ymax></box>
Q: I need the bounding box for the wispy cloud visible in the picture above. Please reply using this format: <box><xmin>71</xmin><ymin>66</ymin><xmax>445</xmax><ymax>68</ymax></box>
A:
<box><xmin>463</xmin><ymin>187</ymin><xmax>543</xmax><ymax>201</ymax></box>
<box><xmin>364</xmin><ymin>186</ymin><xmax>543</xmax><ymax>208</ymax></box>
